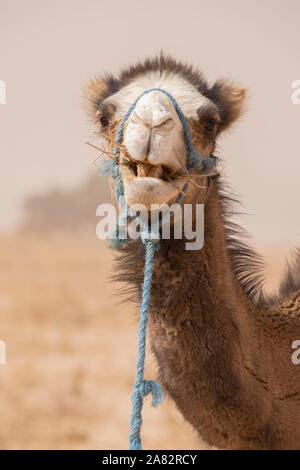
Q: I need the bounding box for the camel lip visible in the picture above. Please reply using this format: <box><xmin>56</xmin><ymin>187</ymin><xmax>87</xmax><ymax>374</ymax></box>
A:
<box><xmin>125</xmin><ymin>175</ymin><xmax>181</xmax><ymax>187</ymax></box>
<box><xmin>120</xmin><ymin>172</ymin><xmax>186</xmax><ymax>210</ymax></box>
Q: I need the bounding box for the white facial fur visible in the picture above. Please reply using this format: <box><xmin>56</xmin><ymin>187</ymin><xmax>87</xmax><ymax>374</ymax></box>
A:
<box><xmin>106</xmin><ymin>72</ymin><xmax>212</xmax><ymax>208</ymax></box>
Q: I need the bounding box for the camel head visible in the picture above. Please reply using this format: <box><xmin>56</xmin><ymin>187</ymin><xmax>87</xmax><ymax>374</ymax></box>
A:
<box><xmin>86</xmin><ymin>55</ymin><xmax>246</xmax><ymax>210</ymax></box>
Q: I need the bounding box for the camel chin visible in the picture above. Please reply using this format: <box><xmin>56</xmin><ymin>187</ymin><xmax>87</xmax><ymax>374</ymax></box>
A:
<box><xmin>120</xmin><ymin>168</ymin><xmax>185</xmax><ymax>210</ymax></box>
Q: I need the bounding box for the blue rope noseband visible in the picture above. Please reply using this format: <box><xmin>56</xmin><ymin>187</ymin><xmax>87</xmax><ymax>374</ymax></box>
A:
<box><xmin>102</xmin><ymin>88</ymin><xmax>216</xmax><ymax>450</ymax></box>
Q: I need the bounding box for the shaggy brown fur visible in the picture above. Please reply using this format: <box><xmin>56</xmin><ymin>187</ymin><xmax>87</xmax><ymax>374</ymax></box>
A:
<box><xmin>87</xmin><ymin>54</ymin><xmax>300</xmax><ymax>449</ymax></box>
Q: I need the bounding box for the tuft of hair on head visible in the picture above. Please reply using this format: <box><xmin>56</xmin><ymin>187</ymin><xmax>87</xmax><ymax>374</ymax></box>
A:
<box><xmin>208</xmin><ymin>81</ymin><xmax>247</xmax><ymax>132</ymax></box>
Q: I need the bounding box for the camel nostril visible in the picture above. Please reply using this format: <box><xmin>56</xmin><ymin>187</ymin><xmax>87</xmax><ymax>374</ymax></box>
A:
<box><xmin>153</xmin><ymin>117</ymin><xmax>175</xmax><ymax>130</ymax></box>
<box><xmin>131</xmin><ymin>110</ymin><xmax>174</xmax><ymax>130</ymax></box>
<box><xmin>131</xmin><ymin>111</ymin><xmax>151</xmax><ymax>128</ymax></box>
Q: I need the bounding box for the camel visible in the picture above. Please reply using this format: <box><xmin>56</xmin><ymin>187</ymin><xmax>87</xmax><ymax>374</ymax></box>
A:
<box><xmin>86</xmin><ymin>54</ymin><xmax>300</xmax><ymax>450</ymax></box>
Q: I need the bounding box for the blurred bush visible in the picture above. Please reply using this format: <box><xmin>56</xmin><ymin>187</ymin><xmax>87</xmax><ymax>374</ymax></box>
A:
<box><xmin>20</xmin><ymin>174</ymin><xmax>110</xmax><ymax>233</ymax></box>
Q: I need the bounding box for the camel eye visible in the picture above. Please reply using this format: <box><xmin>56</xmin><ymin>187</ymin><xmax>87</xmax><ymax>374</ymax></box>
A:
<box><xmin>100</xmin><ymin>115</ymin><xmax>109</xmax><ymax>128</ymax></box>
<box><xmin>205</xmin><ymin>120</ymin><xmax>215</xmax><ymax>132</ymax></box>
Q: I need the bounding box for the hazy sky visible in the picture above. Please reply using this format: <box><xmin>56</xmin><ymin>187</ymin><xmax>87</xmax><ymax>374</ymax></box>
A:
<box><xmin>0</xmin><ymin>0</ymin><xmax>299</xmax><ymax>251</ymax></box>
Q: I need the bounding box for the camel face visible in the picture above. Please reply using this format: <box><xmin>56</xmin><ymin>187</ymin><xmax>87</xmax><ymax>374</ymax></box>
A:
<box><xmin>105</xmin><ymin>76</ymin><xmax>218</xmax><ymax>209</ymax></box>
<box><xmin>86</xmin><ymin>56</ymin><xmax>246</xmax><ymax>210</ymax></box>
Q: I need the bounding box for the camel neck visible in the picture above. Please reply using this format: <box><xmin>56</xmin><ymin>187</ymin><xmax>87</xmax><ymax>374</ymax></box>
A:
<box><xmin>148</xmin><ymin>178</ymin><xmax>253</xmax><ymax>331</ymax></box>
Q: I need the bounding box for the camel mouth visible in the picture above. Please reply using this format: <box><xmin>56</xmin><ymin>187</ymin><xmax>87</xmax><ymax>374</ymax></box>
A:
<box><xmin>122</xmin><ymin>158</ymin><xmax>180</xmax><ymax>181</ymax></box>
<box><xmin>119</xmin><ymin>155</ymin><xmax>186</xmax><ymax>209</ymax></box>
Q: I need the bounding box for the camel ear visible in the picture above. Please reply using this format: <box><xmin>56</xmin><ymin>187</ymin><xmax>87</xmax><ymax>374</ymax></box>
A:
<box><xmin>85</xmin><ymin>78</ymin><xmax>108</xmax><ymax>119</ymax></box>
<box><xmin>210</xmin><ymin>81</ymin><xmax>247</xmax><ymax>131</ymax></box>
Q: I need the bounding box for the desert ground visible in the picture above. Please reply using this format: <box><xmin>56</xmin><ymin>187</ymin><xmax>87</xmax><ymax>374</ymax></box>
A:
<box><xmin>0</xmin><ymin>234</ymin><xmax>282</xmax><ymax>449</ymax></box>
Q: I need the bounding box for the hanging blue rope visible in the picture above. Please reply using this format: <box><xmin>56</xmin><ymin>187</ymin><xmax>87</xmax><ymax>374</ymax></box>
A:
<box><xmin>101</xmin><ymin>88</ymin><xmax>216</xmax><ymax>450</ymax></box>
<box><xmin>129</xmin><ymin>240</ymin><xmax>164</xmax><ymax>450</ymax></box>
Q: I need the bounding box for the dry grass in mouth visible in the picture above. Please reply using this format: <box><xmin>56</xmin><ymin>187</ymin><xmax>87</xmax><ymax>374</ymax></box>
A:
<box><xmin>86</xmin><ymin>131</ymin><xmax>220</xmax><ymax>191</ymax></box>
<box><xmin>85</xmin><ymin>140</ymin><xmax>180</xmax><ymax>183</ymax></box>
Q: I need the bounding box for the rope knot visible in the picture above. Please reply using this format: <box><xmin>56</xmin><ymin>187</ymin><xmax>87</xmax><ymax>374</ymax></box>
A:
<box><xmin>190</xmin><ymin>152</ymin><xmax>216</xmax><ymax>174</ymax></box>
<box><xmin>140</xmin><ymin>230</ymin><xmax>160</xmax><ymax>249</ymax></box>
<box><xmin>139</xmin><ymin>380</ymin><xmax>164</xmax><ymax>407</ymax></box>
<box><xmin>108</xmin><ymin>224</ymin><xmax>127</xmax><ymax>249</ymax></box>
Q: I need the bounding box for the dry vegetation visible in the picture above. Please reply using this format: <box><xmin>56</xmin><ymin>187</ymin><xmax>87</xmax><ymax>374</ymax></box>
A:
<box><xmin>0</xmin><ymin>234</ymin><xmax>206</xmax><ymax>450</ymax></box>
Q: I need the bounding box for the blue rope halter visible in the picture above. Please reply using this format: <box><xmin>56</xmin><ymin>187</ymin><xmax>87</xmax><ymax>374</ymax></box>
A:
<box><xmin>101</xmin><ymin>88</ymin><xmax>216</xmax><ymax>450</ymax></box>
